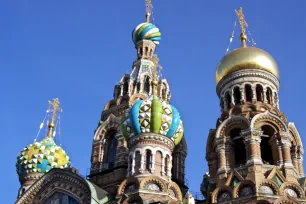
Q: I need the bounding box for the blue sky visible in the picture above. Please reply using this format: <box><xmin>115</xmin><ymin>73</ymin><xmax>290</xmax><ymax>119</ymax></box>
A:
<box><xmin>1</xmin><ymin>0</ymin><xmax>306</xmax><ymax>202</ymax></box>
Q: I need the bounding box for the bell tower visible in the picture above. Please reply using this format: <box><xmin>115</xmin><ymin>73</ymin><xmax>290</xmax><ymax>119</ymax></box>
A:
<box><xmin>202</xmin><ymin>8</ymin><xmax>305</xmax><ymax>204</ymax></box>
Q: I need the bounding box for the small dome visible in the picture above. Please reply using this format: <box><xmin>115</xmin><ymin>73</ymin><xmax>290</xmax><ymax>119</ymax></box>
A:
<box><xmin>120</xmin><ymin>96</ymin><xmax>183</xmax><ymax>145</ymax></box>
<box><xmin>216</xmin><ymin>47</ymin><xmax>279</xmax><ymax>84</ymax></box>
<box><xmin>16</xmin><ymin>136</ymin><xmax>70</xmax><ymax>177</ymax></box>
<box><xmin>132</xmin><ymin>22</ymin><xmax>161</xmax><ymax>45</ymax></box>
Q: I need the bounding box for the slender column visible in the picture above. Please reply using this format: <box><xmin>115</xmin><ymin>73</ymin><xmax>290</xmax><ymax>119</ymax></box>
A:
<box><xmin>131</xmin><ymin>153</ymin><xmax>136</xmax><ymax>175</ymax></box>
<box><xmin>291</xmin><ymin>146</ymin><xmax>298</xmax><ymax>170</ymax></box>
<box><xmin>263</xmin><ymin>87</ymin><xmax>268</xmax><ymax>104</ymax></box>
<box><xmin>120</xmin><ymin>84</ymin><xmax>124</xmax><ymax>96</ymax></box>
<box><xmin>231</xmin><ymin>90</ymin><xmax>235</xmax><ymax>106</ymax></box>
<box><xmin>139</xmin><ymin>153</ymin><xmax>145</xmax><ymax>173</ymax></box>
<box><xmin>296</xmin><ymin>147</ymin><xmax>304</xmax><ymax>176</ymax></box>
<box><xmin>252</xmin><ymin>86</ymin><xmax>257</xmax><ymax>103</ymax></box>
<box><xmin>99</xmin><ymin>139</ymin><xmax>106</xmax><ymax>171</ymax></box>
<box><xmin>127</xmin><ymin>80</ymin><xmax>131</xmax><ymax>96</ymax></box>
<box><xmin>240</xmin><ymin>87</ymin><xmax>245</xmax><ymax>104</ymax></box>
<box><xmin>216</xmin><ymin>140</ymin><xmax>227</xmax><ymax>174</ymax></box>
<box><xmin>167</xmin><ymin>157</ymin><xmax>172</xmax><ymax>178</ymax></box>
<box><xmin>151</xmin><ymin>152</ymin><xmax>156</xmax><ymax>173</ymax></box>
<box><xmin>161</xmin><ymin>155</ymin><xmax>165</xmax><ymax>176</ymax></box>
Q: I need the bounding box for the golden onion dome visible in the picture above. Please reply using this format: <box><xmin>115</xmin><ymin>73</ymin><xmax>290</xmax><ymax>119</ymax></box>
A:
<box><xmin>216</xmin><ymin>47</ymin><xmax>279</xmax><ymax>84</ymax></box>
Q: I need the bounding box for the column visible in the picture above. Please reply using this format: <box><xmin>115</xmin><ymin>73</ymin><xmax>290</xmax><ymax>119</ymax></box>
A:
<box><xmin>151</xmin><ymin>152</ymin><xmax>156</xmax><ymax>173</ymax></box>
<box><xmin>216</xmin><ymin>143</ymin><xmax>226</xmax><ymax>174</ymax></box>
<box><xmin>120</xmin><ymin>84</ymin><xmax>124</xmax><ymax>96</ymax></box>
<box><xmin>139</xmin><ymin>153</ymin><xmax>145</xmax><ymax>173</ymax></box>
<box><xmin>280</xmin><ymin>134</ymin><xmax>293</xmax><ymax>168</ymax></box>
<box><xmin>131</xmin><ymin>153</ymin><xmax>136</xmax><ymax>175</ymax></box>
<box><xmin>291</xmin><ymin>146</ymin><xmax>298</xmax><ymax>170</ymax></box>
<box><xmin>223</xmin><ymin>98</ymin><xmax>228</xmax><ymax>112</ymax></box>
<box><xmin>252</xmin><ymin>86</ymin><xmax>257</xmax><ymax>103</ymax></box>
<box><xmin>263</xmin><ymin>87</ymin><xmax>267</xmax><ymax>103</ymax></box>
<box><xmin>167</xmin><ymin>157</ymin><xmax>172</xmax><ymax>178</ymax></box>
<box><xmin>231</xmin><ymin>90</ymin><xmax>235</xmax><ymax>106</ymax></box>
<box><xmin>243</xmin><ymin>129</ymin><xmax>263</xmax><ymax>165</ymax></box>
<box><xmin>127</xmin><ymin>80</ymin><xmax>131</xmax><ymax>96</ymax></box>
<box><xmin>161</xmin><ymin>155</ymin><xmax>165</xmax><ymax>176</ymax></box>
<box><xmin>240</xmin><ymin>87</ymin><xmax>245</xmax><ymax>104</ymax></box>
<box><xmin>296</xmin><ymin>147</ymin><xmax>304</xmax><ymax>176</ymax></box>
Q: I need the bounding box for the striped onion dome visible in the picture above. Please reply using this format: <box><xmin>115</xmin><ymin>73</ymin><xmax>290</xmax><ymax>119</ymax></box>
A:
<box><xmin>132</xmin><ymin>22</ymin><xmax>161</xmax><ymax>45</ymax></box>
<box><xmin>120</xmin><ymin>96</ymin><xmax>184</xmax><ymax>145</ymax></box>
<box><xmin>16</xmin><ymin>136</ymin><xmax>70</xmax><ymax>177</ymax></box>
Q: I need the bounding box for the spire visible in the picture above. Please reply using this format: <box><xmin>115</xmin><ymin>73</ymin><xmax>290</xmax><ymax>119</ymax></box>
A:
<box><xmin>151</xmin><ymin>54</ymin><xmax>162</xmax><ymax>96</ymax></box>
<box><xmin>146</xmin><ymin>0</ymin><xmax>152</xmax><ymax>23</ymax></box>
<box><xmin>235</xmin><ymin>7</ymin><xmax>248</xmax><ymax>47</ymax></box>
<box><xmin>47</xmin><ymin>98</ymin><xmax>62</xmax><ymax>137</ymax></box>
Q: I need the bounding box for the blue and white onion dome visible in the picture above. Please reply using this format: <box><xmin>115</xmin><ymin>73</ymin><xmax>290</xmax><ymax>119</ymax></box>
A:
<box><xmin>132</xmin><ymin>22</ymin><xmax>161</xmax><ymax>45</ymax></box>
<box><xmin>120</xmin><ymin>96</ymin><xmax>184</xmax><ymax>145</ymax></box>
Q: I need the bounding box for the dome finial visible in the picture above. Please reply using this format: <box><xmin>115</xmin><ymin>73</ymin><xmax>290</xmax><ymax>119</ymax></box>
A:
<box><xmin>235</xmin><ymin>7</ymin><xmax>248</xmax><ymax>48</ymax></box>
<box><xmin>145</xmin><ymin>0</ymin><xmax>152</xmax><ymax>23</ymax></box>
<box><xmin>47</xmin><ymin>98</ymin><xmax>62</xmax><ymax>137</ymax></box>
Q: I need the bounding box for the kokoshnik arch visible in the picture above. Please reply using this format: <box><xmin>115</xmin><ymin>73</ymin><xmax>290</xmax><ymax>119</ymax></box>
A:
<box><xmin>14</xmin><ymin>3</ymin><xmax>306</xmax><ymax>204</ymax></box>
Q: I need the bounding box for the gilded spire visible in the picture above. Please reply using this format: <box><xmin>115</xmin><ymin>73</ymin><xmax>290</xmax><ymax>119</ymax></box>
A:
<box><xmin>152</xmin><ymin>54</ymin><xmax>162</xmax><ymax>96</ymax></box>
<box><xmin>146</xmin><ymin>0</ymin><xmax>152</xmax><ymax>23</ymax></box>
<box><xmin>235</xmin><ymin>7</ymin><xmax>248</xmax><ymax>47</ymax></box>
<box><xmin>47</xmin><ymin>98</ymin><xmax>62</xmax><ymax>137</ymax></box>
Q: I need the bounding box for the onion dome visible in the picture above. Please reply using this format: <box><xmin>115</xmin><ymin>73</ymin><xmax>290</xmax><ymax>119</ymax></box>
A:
<box><xmin>132</xmin><ymin>22</ymin><xmax>161</xmax><ymax>45</ymax></box>
<box><xmin>120</xmin><ymin>96</ymin><xmax>184</xmax><ymax>145</ymax></box>
<box><xmin>16</xmin><ymin>136</ymin><xmax>70</xmax><ymax>177</ymax></box>
<box><xmin>215</xmin><ymin>47</ymin><xmax>279</xmax><ymax>84</ymax></box>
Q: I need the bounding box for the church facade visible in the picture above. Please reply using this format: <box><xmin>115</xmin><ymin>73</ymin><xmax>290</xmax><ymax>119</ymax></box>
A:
<box><xmin>15</xmin><ymin>4</ymin><xmax>306</xmax><ymax>204</ymax></box>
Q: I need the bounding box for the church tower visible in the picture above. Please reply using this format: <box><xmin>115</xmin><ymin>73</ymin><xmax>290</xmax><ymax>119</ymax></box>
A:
<box><xmin>88</xmin><ymin>0</ymin><xmax>188</xmax><ymax>200</ymax></box>
<box><xmin>202</xmin><ymin>8</ymin><xmax>306</xmax><ymax>204</ymax></box>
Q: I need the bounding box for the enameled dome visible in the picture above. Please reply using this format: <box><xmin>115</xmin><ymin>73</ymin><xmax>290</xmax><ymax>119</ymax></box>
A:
<box><xmin>120</xmin><ymin>96</ymin><xmax>184</xmax><ymax>145</ymax></box>
<box><xmin>16</xmin><ymin>136</ymin><xmax>70</xmax><ymax>177</ymax></box>
<box><xmin>132</xmin><ymin>22</ymin><xmax>161</xmax><ymax>45</ymax></box>
<box><xmin>215</xmin><ymin>47</ymin><xmax>279</xmax><ymax>84</ymax></box>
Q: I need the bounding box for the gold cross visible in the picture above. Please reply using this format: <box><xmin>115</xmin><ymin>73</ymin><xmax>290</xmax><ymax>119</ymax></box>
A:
<box><xmin>146</xmin><ymin>0</ymin><xmax>153</xmax><ymax>22</ymax></box>
<box><xmin>235</xmin><ymin>7</ymin><xmax>248</xmax><ymax>35</ymax></box>
<box><xmin>48</xmin><ymin>98</ymin><xmax>62</xmax><ymax>123</ymax></box>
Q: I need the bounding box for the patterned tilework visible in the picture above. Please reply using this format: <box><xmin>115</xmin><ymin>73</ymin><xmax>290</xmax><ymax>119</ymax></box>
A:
<box><xmin>120</xmin><ymin>96</ymin><xmax>184</xmax><ymax>146</ymax></box>
<box><xmin>16</xmin><ymin>137</ymin><xmax>70</xmax><ymax>177</ymax></box>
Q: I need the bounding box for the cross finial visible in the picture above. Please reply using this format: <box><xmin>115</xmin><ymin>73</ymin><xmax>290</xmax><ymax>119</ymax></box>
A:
<box><xmin>151</xmin><ymin>54</ymin><xmax>162</xmax><ymax>96</ymax></box>
<box><xmin>235</xmin><ymin>7</ymin><xmax>248</xmax><ymax>47</ymax></box>
<box><xmin>48</xmin><ymin>98</ymin><xmax>62</xmax><ymax>123</ymax></box>
<box><xmin>146</xmin><ymin>0</ymin><xmax>153</xmax><ymax>22</ymax></box>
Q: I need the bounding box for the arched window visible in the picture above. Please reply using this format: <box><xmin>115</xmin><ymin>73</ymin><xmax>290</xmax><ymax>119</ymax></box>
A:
<box><xmin>137</xmin><ymin>82</ymin><xmax>141</xmax><ymax>92</ymax></box>
<box><xmin>104</xmin><ymin>130</ymin><xmax>118</xmax><ymax>169</ymax></box>
<box><xmin>146</xmin><ymin>150</ymin><xmax>152</xmax><ymax>170</ymax></box>
<box><xmin>266</xmin><ymin>88</ymin><xmax>273</xmax><ymax>105</ymax></box>
<box><xmin>233</xmin><ymin>87</ymin><xmax>241</xmax><ymax>105</ymax></box>
<box><xmin>225</xmin><ymin>92</ymin><xmax>231</xmax><ymax>110</ymax></box>
<box><xmin>256</xmin><ymin>85</ymin><xmax>264</xmax><ymax>102</ymax></box>
<box><xmin>261</xmin><ymin>125</ymin><xmax>275</xmax><ymax>165</ymax></box>
<box><xmin>144</xmin><ymin>76</ymin><xmax>150</xmax><ymax>94</ymax></box>
<box><xmin>123</xmin><ymin>79</ymin><xmax>129</xmax><ymax>95</ymax></box>
<box><xmin>229</xmin><ymin>128</ymin><xmax>246</xmax><ymax>167</ymax></box>
<box><xmin>135</xmin><ymin>151</ymin><xmax>141</xmax><ymax>174</ymax></box>
<box><xmin>245</xmin><ymin>84</ymin><xmax>253</xmax><ymax>102</ymax></box>
<box><xmin>220</xmin><ymin>98</ymin><xmax>224</xmax><ymax>111</ymax></box>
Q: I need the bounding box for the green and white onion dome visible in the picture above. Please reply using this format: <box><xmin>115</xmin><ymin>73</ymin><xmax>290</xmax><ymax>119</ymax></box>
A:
<box><xmin>16</xmin><ymin>136</ymin><xmax>70</xmax><ymax>178</ymax></box>
<box><xmin>120</xmin><ymin>96</ymin><xmax>184</xmax><ymax>145</ymax></box>
<box><xmin>132</xmin><ymin>22</ymin><xmax>161</xmax><ymax>45</ymax></box>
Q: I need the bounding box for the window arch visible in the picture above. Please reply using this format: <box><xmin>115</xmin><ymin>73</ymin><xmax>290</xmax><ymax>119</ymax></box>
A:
<box><xmin>233</xmin><ymin>87</ymin><xmax>241</xmax><ymax>105</ymax></box>
<box><xmin>245</xmin><ymin>84</ymin><xmax>253</xmax><ymax>102</ymax></box>
<box><xmin>229</xmin><ymin>128</ymin><xmax>246</xmax><ymax>167</ymax></box>
<box><xmin>256</xmin><ymin>84</ymin><xmax>264</xmax><ymax>102</ymax></box>
<box><xmin>260</xmin><ymin>125</ymin><xmax>275</xmax><ymax>165</ymax></box>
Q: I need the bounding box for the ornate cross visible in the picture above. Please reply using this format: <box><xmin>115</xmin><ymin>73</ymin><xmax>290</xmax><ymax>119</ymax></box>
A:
<box><xmin>235</xmin><ymin>7</ymin><xmax>248</xmax><ymax>35</ymax></box>
<box><xmin>146</xmin><ymin>0</ymin><xmax>153</xmax><ymax>22</ymax></box>
<box><xmin>48</xmin><ymin>98</ymin><xmax>62</xmax><ymax>123</ymax></box>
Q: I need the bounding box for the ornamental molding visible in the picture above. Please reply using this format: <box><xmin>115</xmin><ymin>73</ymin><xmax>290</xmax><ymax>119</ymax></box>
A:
<box><xmin>94</xmin><ymin>114</ymin><xmax>120</xmax><ymax>141</ymax></box>
<box><xmin>217</xmin><ymin>69</ymin><xmax>280</xmax><ymax>96</ymax></box>
<box><xmin>128</xmin><ymin>133</ymin><xmax>175</xmax><ymax>151</ymax></box>
<box><xmin>16</xmin><ymin>169</ymin><xmax>91</xmax><ymax>204</ymax></box>
<box><xmin>215</xmin><ymin>115</ymin><xmax>250</xmax><ymax>139</ymax></box>
<box><xmin>250</xmin><ymin>111</ymin><xmax>288</xmax><ymax>132</ymax></box>
<box><xmin>279</xmin><ymin>182</ymin><xmax>305</xmax><ymax>198</ymax></box>
<box><xmin>257</xmin><ymin>179</ymin><xmax>280</xmax><ymax>195</ymax></box>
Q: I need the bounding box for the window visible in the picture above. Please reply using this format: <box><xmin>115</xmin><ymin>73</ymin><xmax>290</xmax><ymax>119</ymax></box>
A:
<box><xmin>144</xmin><ymin>76</ymin><xmax>150</xmax><ymax>94</ymax></box>
<box><xmin>256</xmin><ymin>85</ymin><xmax>264</xmax><ymax>102</ymax></box>
<box><xmin>233</xmin><ymin>87</ymin><xmax>241</xmax><ymax>105</ymax></box>
<box><xmin>261</xmin><ymin>125</ymin><xmax>275</xmax><ymax>165</ymax></box>
<box><xmin>225</xmin><ymin>92</ymin><xmax>231</xmax><ymax>110</ymax></box>
<box><xmin>245</xmin><ymin>84</ymin><xmax>253</xmax><ymax>102</ymax></box>
<box><xmin>104</xmin><ymin>130</ymin><xmax>118</xmax><ymax>169</ymax></box>
<box><xmin>146</xmin><ymin>150</ymin><xmax>152</xmax><ymax>169</ymax></box>
<box><xmin>123</xmin><ymin>79</ymin><xmax>129</xmax><ymax>95</ymax></box>
<box><xmin>230</xmin><ymin>128</ymin><xmax>246</xmax><ymax>167</ymax></box>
